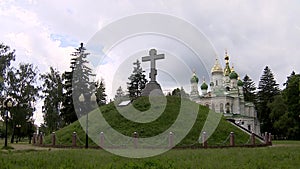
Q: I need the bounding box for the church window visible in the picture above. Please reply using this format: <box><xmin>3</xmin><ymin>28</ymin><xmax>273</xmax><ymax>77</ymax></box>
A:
<box><xmin>212</xmin><ymin>103</ymin><xmax>215</xmax><ymax>112</ymax></box>
<box><xmin>226</xmin><ymin>86</ymin><xmax>230</xmax><ymax>91</ymax></box>
<box><xmin>216</xmin><ymin>80</ymin><xmax>218</xmax><ymax>86</ymax></box>
<box><xmin>226</xmin><ymin>103</ymin><xmax>230</xmax><ymax>113</ymax></box>
<box><xmin>220</xmin><ymin>103</ymin><xmax>224</xmax><ymax>113</ymax></box>
<box><xmin>248</xmin><ymin>125</ymin><xmax>251</xmax><ymax>131</ymax></box>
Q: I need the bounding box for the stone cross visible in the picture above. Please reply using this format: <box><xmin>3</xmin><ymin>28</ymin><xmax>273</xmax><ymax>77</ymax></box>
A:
<box><xmin>142</xmin><ymin>49</ymin><xmax>165</xmax><ymax>82</ymax></box>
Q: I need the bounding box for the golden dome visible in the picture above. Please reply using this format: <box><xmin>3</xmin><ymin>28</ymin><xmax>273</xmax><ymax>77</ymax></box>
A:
<box><xmin>211</xmin><ymin>58</ymin><xmax>223</xmax><ymax>73</ymax></box>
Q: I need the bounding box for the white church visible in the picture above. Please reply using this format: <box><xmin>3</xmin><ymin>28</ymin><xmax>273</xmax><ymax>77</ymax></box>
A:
<box><xmin>190</xmin><ymin>51</ymin><xmax>261</xmax><ymax>135</ymax></box>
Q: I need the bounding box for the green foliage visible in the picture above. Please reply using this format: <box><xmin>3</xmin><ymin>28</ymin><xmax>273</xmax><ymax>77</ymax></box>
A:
<box><xmin>40</xmin><ymin>67</ymin><xmax>64</xmax><ymax>133</ymax></box>
<box><xmin>171</xmin><ymin>88</ymin><xmax>181</xmax><ymax>96</ymax></box>
<box><xmin>279</xmin><ymin>72</ymin><xmax>300</xmax><ymax>139</ymax></box>
<box><xmin>127</xmin><ymin>59</ymin><xmax>147</xmax><ymax>100</ymax></box>
<box><xmin>95</xmin><ymin>79</ymin><xmax>107</xmax><ymax>106</ymax></box>
<box><xmin>171</xmin><ymin>87</ymin><xmax>189</xmax><ymax>98</ymax></box>
<box><xmin>267</xmin><ymin>72</ymin><xmax>300</xmax><ymax>139</ymax></box>
<box><xmin>256</xmin><ymin>66</ymin><xmax>280</xmax><ymax>133</ymax></box>
<box><xmin>61</xmin><ymin>43</ymin><xmax>95</xmax><ymax>124</ymax></box>
<box><xmin>5</xmin><ymin>63</ymin><xmax>39</xmax><ymax>142</ymax></box>
<box><xmin>267</xmin><ymin>95</ymin><xmax>288</xmax><ymax>138</ymax></box>
<box><xmin>0</xmin><ymin>43</ymin><xmax>15</xmax><ymax>91</ymax></box>
<box><xmin>242</xmin><ymin>74</ymin><xmax>256</xmax><ymax>103</ymax></box>
<box><xmin>114</xmin><ymin>86</ymin><xmax>126</xmax><ymax>104</ymax></box>
<box><xmin>44</xmin><ymin>96</ymin><xmax>252</xmax><ymax>147</ymax></box>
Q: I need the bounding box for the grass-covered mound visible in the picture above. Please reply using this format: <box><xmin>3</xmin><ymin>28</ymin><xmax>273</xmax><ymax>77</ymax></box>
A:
<box><xmin>44</xmin><ymin>96</ymin><xmax>254</xmax><ymax>147</ymax></box>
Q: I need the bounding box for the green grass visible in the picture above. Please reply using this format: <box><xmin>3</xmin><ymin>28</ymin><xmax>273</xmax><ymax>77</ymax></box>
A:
<box><xmin>0</xmin><ymin>145</ymin><xmax>300</xmax><ymax>169</ymax></box>
<box><xmin>273</xmin><ymin>140</ymin><xmax>300</xmax><ymax>145</ymax></box>
<box><xmin>44</xmin><ymin>96</ymin><xmax>260</xmax><ymax>147</ymax></box>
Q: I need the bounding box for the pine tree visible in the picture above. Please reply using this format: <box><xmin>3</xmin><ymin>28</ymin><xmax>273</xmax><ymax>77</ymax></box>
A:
<box><xmin>61</xmin><ymin>43</ymin><xmax>95</xmax><ymax>124</ymax></box>
<box><xmin>40</xmin><ymin>67</ymin><xmax>64</xmax><ymax>133</ymax></box>
<box><xmin>257</xmin><ymin>66</ymin><xmax>280</xmax><ymax>133</ymax></box>
<box><xmin>114</xmin><ymin>86</ymin><xmax>125</xmax><ymax>103</ymax></box>
<box><xmin>95</xmin><ymin>79</ymin><xmax>107</xmax><ymax>106</ymax></box>
<box><xmin>60</xmin><ymin>71</ymin><xmax>75</xmax><ymax>124</ymax></box>
<box><xmin>242</xmin><ymin>75</ymin><xmax>256</xmax><ymax>102</ymax></box>
<box><xmin>127</xmin><ymin>59</ymin><xmax>147</xmax><ymax>100</ymax></box>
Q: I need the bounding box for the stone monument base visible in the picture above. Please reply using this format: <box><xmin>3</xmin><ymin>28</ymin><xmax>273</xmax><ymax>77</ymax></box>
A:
<box><xmin>141</xmin><ymin>81</ymin><xmax>164</xmax><ymax>96</ymax></box>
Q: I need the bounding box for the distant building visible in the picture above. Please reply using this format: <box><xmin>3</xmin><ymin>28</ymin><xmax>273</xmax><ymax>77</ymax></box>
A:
<box><xmin>190</xmin><ymin>51</ymin><xmax>261</xmax><ymax>135</ymax></box>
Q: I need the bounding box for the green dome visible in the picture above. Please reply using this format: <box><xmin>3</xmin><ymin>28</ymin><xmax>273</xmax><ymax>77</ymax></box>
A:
<box><xmin>237</xmin><ymin>79</ymin><xmax>243</xmax><ymax>86</ymax></box>
<box><xmin>190</xmin><ymin>73</ymin><xmax>199</xmax><ymax>83</ymax></box>
<box><xmin>229</xmin><ymin>71</ymin><xmax>238</xmax><ymax>79</ymax></box>
<box><xmin>201</xmin><ymin>82</ymin><xmax>208</xmax><ymax>90</ymax></box>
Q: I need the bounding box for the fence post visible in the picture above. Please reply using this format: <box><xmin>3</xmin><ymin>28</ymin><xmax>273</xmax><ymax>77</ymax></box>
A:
<box><xmin>100</xmin><ymin>132</ymin><xmax>104</xmax><ymax>148</ymax></box>
<box><xmin>169</xmin><ymin>132</ymin><xmax>174</xmax><ymax>148</ymax></box>
<box><xmin>230</xmin><ymin>132</ymin><xmax>235</xmax><ymax>146</ymax></box>
<box><xmin>72</xmin><ymin>132</ymin><xmax>77</xmax><ymax>147</ymax></box>
<box><xmin>133</xmin><ymin>132</ymin><xmax>138</xmax><ymax>149</ymax></box>
<box><xmin>32</xmin><ymin>133</ymin><xmax>36</xmax><ymax>145</ymax></box>
<box><xmin>202</xmin><ymin>131</ymin><xmax>208</xmax><ymax>148</ymax></box>
<box><xmin>251</xmin><ymin>132</ymin><xmax>256</xmax><ymax>145</ymax></box>
<box><xmin>264</xmin><ymin>132</ymin><xmax>268</xmax><ymax>145</ymax></box>
<box><xmin>268</xmin><ymin>133</ymin><xmax>272</xmax><ymax>145</ymax></box>
<box><xmin>51</xmin><ymin>132</ymin><xmax>56</xmax><ymax>146</ymax></box>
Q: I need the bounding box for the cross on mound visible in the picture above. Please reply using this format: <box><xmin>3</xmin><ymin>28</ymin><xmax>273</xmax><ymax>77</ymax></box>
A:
<box><xmin>141</xmin><ymin>49</ymin><xmax>165</xmax><ymax>96</ymax></box>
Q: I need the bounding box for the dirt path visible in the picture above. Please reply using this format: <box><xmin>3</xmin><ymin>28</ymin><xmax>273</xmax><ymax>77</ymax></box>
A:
<box><xmin>10</xmin><ymin>143</ymin><xmax>50</xmax><ymax>151</ymax></box>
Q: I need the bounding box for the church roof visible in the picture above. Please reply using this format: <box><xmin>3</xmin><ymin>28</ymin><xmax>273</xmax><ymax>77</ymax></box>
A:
<box><xmin>224</xmin><ymin>50</ymin><xmax>232</xmax><ymax>76</ymax></box>
<box><xmin>229</xmin><ymin>66</ymin><xmax>238</xmax><ymax>79</ymax></box>
<box><xmin>190</xmin><ymin>72</ymin><xmax>199</xmax><ymax>83</ymax></box>
<box><xmin>211</xmin><ymin>58</ymin><xmax>223</xmax><ymax>73</ymax></box>
<box><xmin>201</xmin><ymin>81</ymin><xmax>208</xmax><ymax>90</ymax></box>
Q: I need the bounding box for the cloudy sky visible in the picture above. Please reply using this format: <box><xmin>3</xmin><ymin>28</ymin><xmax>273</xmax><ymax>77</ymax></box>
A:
<box><xmin>1</xmin><ymin>0</ymin><xmax>300</xmax><ymax>125</ymax></box>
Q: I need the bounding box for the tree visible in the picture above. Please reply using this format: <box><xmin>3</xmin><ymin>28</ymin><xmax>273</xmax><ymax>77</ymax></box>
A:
<box><xmin>115</xmin><ymin>86</ymin><xmax>125</xmax><ymax>99</ymax></box>
<box><xmin>60</xmin><ymin>71</ymin><xmax>75</xmax><ymax>124</ymax></box>
<box><xmin>242</xmin><ymin>75</ymin><xmax>256</xmax><ymax>102</ymax></box>
<box><xmin>256</xmin><ymin>66</ymin><xmax>280</xmax><ymax>133</ymax></box>
<box><xmin>0</xmin><ymin>43</ymin><xmax>15</xmax><ymax>92</ymax></box>
<box><xmin>281</xmin><ymin>72</ymin><xmax>300</xmax><ymax>139</ymax></box>
<box><xmin>171</xmin><ymin>88</ymin><xmax>181</xmax><ymax>96</ymax></box>
<box><xmin>267</xmin><ymin>94</ymin><xmax>287</xmax><ymax>138</ymax></box>
<box><xmin>171</xmin><ymin>87</ymin><xmax>189</xmax><ymax>98</ymax></box>
<box><xmin>95</xmin><ymin>79</ymin><xmax>107</xmax><ymax>106</ymax></box>
<box><xmin>180</xmin><ymin>87</ymin><xmax>189</xmax><ymax>98</ymax></box>
<box><xmin>127</xmin><ymin>59</ymin><xmax>147</xmax><ymax>100</ymax></box>
<box><xmin>61</xmin><ymin>43</ymin><xmax>95</xmax><ymax>124</ymax></box>
<box><xmin>114</xmin><ymin>86</ymin><xmax>127</xmax><ymax>104</ymax></box>
<box><xmin>5</xmin><ymin>63</ymin><xmax>40</xmax><ymax>142</ymax></box>
<box><xmin>40</xmin><ymin>67</ymin><xmax>64</xmax><ymax>133</ymax></box>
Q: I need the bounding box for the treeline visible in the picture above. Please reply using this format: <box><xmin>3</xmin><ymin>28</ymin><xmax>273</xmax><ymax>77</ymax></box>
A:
<box><xmin>1</xmin><ymin>42</ymin><xmax>299</xmax><ymax>140</ymax></box>
<box><xmin>243</xmin><ymin>66</ymin><xmax>300</xmax><ymax>140</ymax></box>
<box><xmin>0</xmin><ymin>43</ymin><xmax>107</xmax><ymax>137</ymax></box>
<box><xmin>0</xmin><ymin>43</ymin><xmax>38</xmax><ymax>142</ymax></box>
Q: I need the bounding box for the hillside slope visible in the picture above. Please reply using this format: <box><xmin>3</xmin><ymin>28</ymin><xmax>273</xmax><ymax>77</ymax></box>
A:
<box><xmin>44</xmin><ymin>96</ymin><xmax>253</xmax><ymax>147</ymax></box>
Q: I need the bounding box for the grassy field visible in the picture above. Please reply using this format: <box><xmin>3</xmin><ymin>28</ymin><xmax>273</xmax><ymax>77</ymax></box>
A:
<box><xmin>0</xmin><ymin>141</ymin><xmax>300</xmax><ymax>169</ymax></box>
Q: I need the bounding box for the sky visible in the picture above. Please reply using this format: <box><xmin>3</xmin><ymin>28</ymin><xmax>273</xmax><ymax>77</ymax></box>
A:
<box><xmin>1</xmin><ymin>0</ymin><xmax>300</xmax><ymax>126</ymax></box>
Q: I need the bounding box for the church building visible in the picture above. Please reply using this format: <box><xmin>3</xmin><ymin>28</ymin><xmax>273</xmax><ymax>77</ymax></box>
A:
<box><xmin>190</xmin><ymin>51</ymin><xmax>261</xmax><ymax>135</ymax></box>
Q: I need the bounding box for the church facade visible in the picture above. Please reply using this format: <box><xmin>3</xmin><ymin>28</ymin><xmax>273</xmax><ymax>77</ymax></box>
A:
<box><xmin>190</xmin><ymin>51</ymin><xmax>261</xmax><ymax>135</ymax></box>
